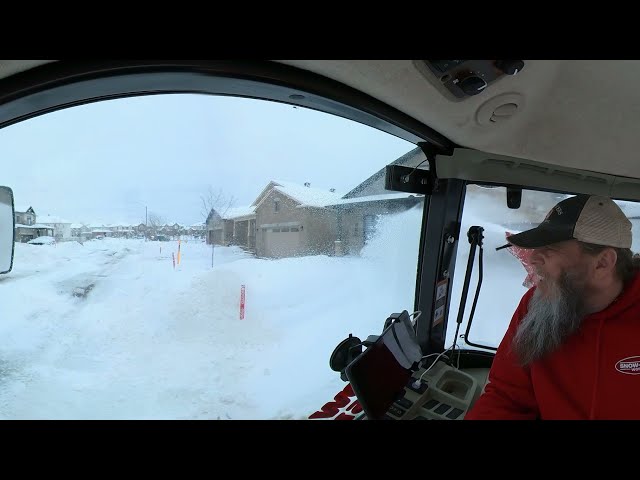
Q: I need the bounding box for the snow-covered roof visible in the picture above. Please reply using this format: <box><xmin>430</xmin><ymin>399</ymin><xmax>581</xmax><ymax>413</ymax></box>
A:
<box><xmin>14</xmin><ymin>205</ymin><xmax>34</xmax><ymax>213</ymax></box>
<box><xmin>16</xmin><ymin>223</ymin><xmax>53</xmax><ymax>229</ymax></box>
<box><xmin>70</xmin><ymin>223</ymin><xmax>87</xmax><ymax>229</ymax></box>
<box><xmin>102</xmin><ymin>222</ymin><xmax>130</xmax><ymax>228</ymax></box>
<box><xmin>259</xmin><ymin>180</ymin><xmax>344</xmax><ymax>208</ymax></box>
<box><xmin>221</xmin><ymin>206</ymin><xmax>256</xmax><ymax>219</ymax></box>
<box><xmin>329</xmin><ymin>192</ymin><xmax>422</xmax><ymax>206</ymax></box>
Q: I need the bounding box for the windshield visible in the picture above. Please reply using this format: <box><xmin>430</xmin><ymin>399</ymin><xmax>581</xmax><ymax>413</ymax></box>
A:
<box><xmin>449</xmin><ymin>185</ymin><xmax>640</xmax><ymax>350</ymax></box>
<box><xmin>0</xmin><ymin>93</ymin><xmax>424</xmax><ymax>419</ymax></box>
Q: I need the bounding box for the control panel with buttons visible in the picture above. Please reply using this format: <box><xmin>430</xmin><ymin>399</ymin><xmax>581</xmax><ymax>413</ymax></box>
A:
<box><xmin>354</xmin><ymin>359</ymin><xmax>482</xmax><ymax>420</ymax></box>
<box><xmin>414</xmin><ymin>60</ymin><xmax>525</xmax><ymax>101</ymax></box>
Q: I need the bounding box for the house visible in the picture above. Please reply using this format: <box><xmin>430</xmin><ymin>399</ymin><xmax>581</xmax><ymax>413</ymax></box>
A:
<box><xmin>14</xmin><ymin>206</ymin><xmax>36</xmax><ymax>226</ymax></box>
<box><xmin>110</xmin><ymin>223</ymin><xmax>137</xmax><ymax>238</ymax></box>
<box><xmin>90</xmin><ymin>228</ymin><xmax>110</xmax><ymax>239</ymax></box>
<box><xmin>70</xmin><ymin>223</ymin><xmax>93</xmax><ymax>241</ymax></box>
<box><xmin>226</xmin><ymin>208</ymin><xmax>257</xmax><ymax>251</ymax></box>
<box><xmin>206</xmin><ymin>180</ymin><xmax>341</xmax><ymax>258</ymax></box>
<box><xmin>248</xmin><ymin>149</ymin><xmax>425</xmax><ymax>258</ymax></box>
<box><xmin>14</xmin><ymin>205</ymin><xmax>55</xmax><ymax>243</ymax></box>
<box><xmin>206</xmin><ymin>207</ymin><xmax>255</xmax><ymax>247</ymax></box>
<box><xmin>189</xmin><ymin>222</ymin><xmax>207</xmax><ymax>239</ymax></box>
<box><xmin>206</xmin><ymin>207</ymin><xmax>257</xmax><ymax>250</ymax></box>
<box><xmin>251</xmin><ymin>181</ymin><xmax>343</xmax><ymax>258</ymax></box>
<box><xmin>15</xmin><ymin>224</ymin><xmax>54</xmax><ymax>243</ymax></box>
<box><xmin>39</xmin><ymin>214</ymin><xmax>73</xmax><ymax>241</ymax></box>
<box><xmin>203</xmin><ymin>148</ymin><xmax>429</xmax><ymax>259</ymax></box>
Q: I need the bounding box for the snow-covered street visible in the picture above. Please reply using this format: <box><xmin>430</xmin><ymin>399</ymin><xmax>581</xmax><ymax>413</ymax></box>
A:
<box><xmin>2</xmin><ymin>198</ymin><xmax>639</xmax><ymax>419</ymax></box>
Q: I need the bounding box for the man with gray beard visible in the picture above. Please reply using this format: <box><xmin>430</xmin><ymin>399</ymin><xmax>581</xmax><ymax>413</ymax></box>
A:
<box><xmin>465</xmin><ymin>194</ymin><xmax>640</xmax><ymax>419</ymax></box>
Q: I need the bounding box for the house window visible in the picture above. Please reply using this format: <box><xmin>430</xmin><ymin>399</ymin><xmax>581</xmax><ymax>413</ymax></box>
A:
<box><xmin>274</xmin><ymin>200</ymin><xmax>280</xmax><ymax>213</ymax></box>
<box><xmin>281</xmin><ymin>227</ymin><xmax>290</xmax><ymax>232</ymax></box>
<box><xmin>290</xmin><ymin>227</ymin><xmax>299</xmax><ymax>232</ymax></box>
<box><xmin>272</xmin><ymin>228</ymin><xmax>281</xmax><ymax>232</ymax></box>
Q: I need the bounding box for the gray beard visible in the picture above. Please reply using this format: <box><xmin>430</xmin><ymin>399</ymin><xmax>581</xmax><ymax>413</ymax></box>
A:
<box><xmin>511</xmin><ymin>270</ymin><xmax>587</xmax><ymax>366</ymax></box>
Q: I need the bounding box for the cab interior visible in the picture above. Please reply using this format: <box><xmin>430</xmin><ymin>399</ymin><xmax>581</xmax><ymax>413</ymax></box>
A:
<box><xmin>0</xmin><ymin>60</ymin><xmax>638</xmax><ymax>419</ymax></box>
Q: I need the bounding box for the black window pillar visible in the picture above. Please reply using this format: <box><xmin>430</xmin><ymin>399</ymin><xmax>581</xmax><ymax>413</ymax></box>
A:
<box><xmin>414</xmin><ymin>178</ymin><xmax>466</xmax><ymax>354</ymax></box>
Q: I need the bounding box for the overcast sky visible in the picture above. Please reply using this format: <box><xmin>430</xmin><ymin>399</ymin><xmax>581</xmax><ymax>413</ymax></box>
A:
<box><xmin>0</xmin><ymin>94</ymin><xmax>415</xmax><ymax>226</ymax></box>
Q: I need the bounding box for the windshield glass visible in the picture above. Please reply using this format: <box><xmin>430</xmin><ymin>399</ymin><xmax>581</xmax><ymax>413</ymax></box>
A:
<box><xmin>0</xmin><ymin>93</ymin><xmax>424</xmax><ymax>419</ymax></box>
<box><xmin>449</xmin><ymin>185</ymin><xmax>640</xmax><ymax>350</ymax></box>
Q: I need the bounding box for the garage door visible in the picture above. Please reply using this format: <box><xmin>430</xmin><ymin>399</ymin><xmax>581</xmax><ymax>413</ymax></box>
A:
<box><xmin>263</xmin><ymin>226</ymin><xmax>301</xmax><ymax>258</ymax></box>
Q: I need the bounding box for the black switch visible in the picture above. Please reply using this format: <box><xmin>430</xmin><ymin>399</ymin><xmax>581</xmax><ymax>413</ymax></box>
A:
<box><xmin>434</xmin><ymin>403</ymin><xmax>451</xmax><ymax>415</ymax></box>
<box><xmin>446</xmin><ymin>408</ymin><xmax>464</xmax><ymax>420</ymax></box>
<box><xmin>458</xmin><ymin>75</ymin><xmax>487</xmax><ymax>96</ymax></box>
<box><xmin>387</xmin><ymin>404</ymin><xmax>406</xmax><ymax>418</ymax></box>
<box><xmin>395</xmin><ymin>397</ymin><xmax>413</xmax><ymax>410</ymax></box>
<box><xmin>495</xmin><ymin>60</ymin><xmax>525</xmax><ymax>75</ymax></box>
<box><xmin>423</xmin><ymin>399</ymin><xmax>440</xmax><ymax>410</ymax></box>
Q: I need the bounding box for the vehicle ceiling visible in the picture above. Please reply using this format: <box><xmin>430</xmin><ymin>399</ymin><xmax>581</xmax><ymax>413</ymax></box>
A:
<box><xmin>1</xmin><ymin>60</ymin><xmax>640</xmax><ymax>199</ymax></box>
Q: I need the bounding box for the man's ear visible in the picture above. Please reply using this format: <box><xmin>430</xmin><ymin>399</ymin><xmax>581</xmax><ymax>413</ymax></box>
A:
<box><xmin>595</xmin><ymin>248</ymin><xmax>618</xmax><ymax>276</ymax></box>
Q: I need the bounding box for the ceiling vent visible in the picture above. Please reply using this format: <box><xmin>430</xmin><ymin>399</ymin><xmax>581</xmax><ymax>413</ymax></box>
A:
<box><xmin>476</xmin><ymin>93</ymin><xmax>524</xmax><ymax>126</ymax></box>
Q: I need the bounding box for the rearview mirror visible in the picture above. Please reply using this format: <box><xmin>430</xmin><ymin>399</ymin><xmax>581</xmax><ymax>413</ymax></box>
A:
<box><xmin>0</xmin><ymin>186</ymin><xmax>15</xmax><ymax>273</ymax></box>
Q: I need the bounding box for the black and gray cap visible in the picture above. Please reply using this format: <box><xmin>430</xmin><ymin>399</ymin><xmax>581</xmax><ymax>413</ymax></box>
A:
<box><xmin>497</xmin><ymin>195</ymin><xmax>632</xmax><ymax>250</ymax></box>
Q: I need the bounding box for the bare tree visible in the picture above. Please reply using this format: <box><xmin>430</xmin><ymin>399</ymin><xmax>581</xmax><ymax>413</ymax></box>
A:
<box><xmin>201</xmin><ymin>186</ymin><xmax>236</xmax><ymax>222</ymax></box>
<box><xmin>148</xmin><ymin>212</ymin><xmax>166</xmax><ymax>228</ymax></box>
<box><xmin>201</xmin><ymin>187</ymin><xmax>236</xmax><ymax>267</ymax></box>
<box><xmin>147</xmin><ymin>212</ymin><xmax>166</xmax><ymax>238</ymax></box>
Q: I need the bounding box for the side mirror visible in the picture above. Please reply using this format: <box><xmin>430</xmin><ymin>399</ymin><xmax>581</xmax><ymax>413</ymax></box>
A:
<box><xmin>0</xmin><ymin>186</ymin><xmax>15</xmax><ymax>274</ymax></box>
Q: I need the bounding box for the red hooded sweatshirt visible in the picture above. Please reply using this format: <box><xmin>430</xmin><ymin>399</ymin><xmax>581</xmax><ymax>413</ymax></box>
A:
<box><xmin>465</xmin><ymin>270</ymin><xmax>640</xmax><ymax>420</ymax></box>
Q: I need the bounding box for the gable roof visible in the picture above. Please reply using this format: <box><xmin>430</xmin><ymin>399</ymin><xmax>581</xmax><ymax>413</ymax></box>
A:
<box><xmin>15</xmin><ymin>206</ymin><xmax>34</xmax><ymax>214</ymax></box>
<box><xmin>252</xmin><ymin>180</ymin><xmax>343</xmax><ymax>208</ymax></box>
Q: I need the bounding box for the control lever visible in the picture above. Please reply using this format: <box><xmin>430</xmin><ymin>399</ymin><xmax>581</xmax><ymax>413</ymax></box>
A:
<box><xmin>455</xmin><ymin>226</ymin><xmax>496</xmax><ymax>352</ymax></box>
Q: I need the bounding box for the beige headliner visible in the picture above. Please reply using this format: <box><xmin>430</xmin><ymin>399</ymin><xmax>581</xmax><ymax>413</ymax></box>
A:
<box><xmin>3</xmin><ymin>60</ymin><xmax>640</xmax><ymax>192</ymax></box>
<box><xmin>278</xmin><ymin>60</ymin><xmax>640</xmax><ymax>181</ymax></box>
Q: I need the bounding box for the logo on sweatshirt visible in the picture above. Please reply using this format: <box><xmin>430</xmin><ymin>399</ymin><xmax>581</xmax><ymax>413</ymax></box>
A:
<box><xmin>615</xmin><ymin>356</ymin><xmax>640</xmax><ymax>375</ymax></box>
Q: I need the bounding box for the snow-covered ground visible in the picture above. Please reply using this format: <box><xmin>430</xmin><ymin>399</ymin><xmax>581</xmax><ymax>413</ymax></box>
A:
<box><xmin>1</xmin><ymin>194</ymin><xmax>639</xmax><ymax>419</ymax></box>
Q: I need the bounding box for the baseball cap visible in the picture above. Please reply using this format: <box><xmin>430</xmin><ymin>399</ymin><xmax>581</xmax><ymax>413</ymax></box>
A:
<box><xmin>496</xmin><ymin>194</ymin><xmax>632</xmax><ymax>251</ymax></box>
